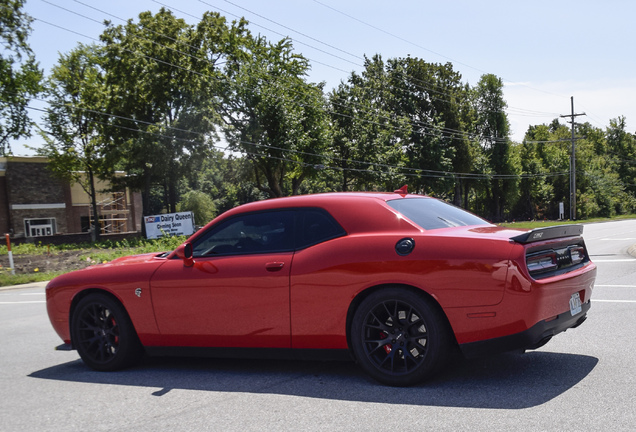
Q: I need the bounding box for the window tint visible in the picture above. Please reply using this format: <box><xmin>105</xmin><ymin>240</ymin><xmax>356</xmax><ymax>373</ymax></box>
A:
<box><xmin>192</xmin><ymin>210</ymin><xmax>295</xmax><ymax>257</ymax></box>
<box><xmin>296</xmin><ymin>209</ymin><xmax>346</xmax><ymax>249</ymax></box>
<box><xmin>387</xmin><ymin>198</ymin><xmax>489</xmax><ymax>230</ymax></box>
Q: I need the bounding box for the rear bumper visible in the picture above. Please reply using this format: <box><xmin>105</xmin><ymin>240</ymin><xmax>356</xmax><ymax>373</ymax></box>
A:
<box><xmin>459</xmin><ymin>300</ymin><xmax>591</xmax><ymax>358</ymax></box>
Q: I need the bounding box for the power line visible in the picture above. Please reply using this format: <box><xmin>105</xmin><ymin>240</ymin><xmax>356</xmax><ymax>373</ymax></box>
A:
<box><xmin>155</xmin><ymin>0</ymin><xmax>361</xmax><ymax>68</ymax></box>
<box><xmin>219</xmin><ymin>0</ymin><xmax>363</xmax><ymax>62</ymax></box>
<box><xmin>28</xmin><ymin>2</ymin><xmax>588</xmax><ymax>173</ymax></box>
<box><xmin>310</xmin><ymin>0</ymin><xmax>480</xmax><ymax>75</ymax></box>
<box><xmin>43</xmin><ymin>0</ymin><xmax>223</xmax><ymax>69</ymax></box>
<box><xmin>158</xmin><ymin>0</ymin><xmax>542</xmax><ymax>128</ymax></box>
<box><xmin>30</xmin><ymin>8</ymin><xmax>491</xmax><ymax>146</ymax></box>
<box><xmin>39</xmin><ymin>0</ymin><xmax>538</xmax><ymax>146</ymax></box>
<box><xmin>26</xmin><ymin>101</ymin><xmax>570</xmax><ymax>181</ymax></box>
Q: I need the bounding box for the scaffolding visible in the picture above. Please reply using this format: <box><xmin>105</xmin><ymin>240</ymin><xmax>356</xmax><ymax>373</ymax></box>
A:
<box><xmin>88</xmin><ymin>192</ymin><xmax>130</xmax><ymax>234</ymax></box>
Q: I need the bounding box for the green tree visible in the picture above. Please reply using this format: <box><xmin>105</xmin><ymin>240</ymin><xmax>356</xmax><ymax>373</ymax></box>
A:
<box><xmin>575</xmin><ymin>121</ymin><xmax>633</xmax><ymax>218</ymax></box>
<box><xmin>100</xmin><ymin>9</ymin><xmax>247</xmax><ymax>214</ymax></box>
<box><xmin>606</xmin><ymin>116</ymin><xmax>636</xmax><ymax>195</ymax></box>
<box><xmin>0</xmin><ymin>0</ymin><xmax>43</xmax><ymax>154</ymax></box>
<box><xmin>222</xmin><ymin>36</ymin><xmax>330</xmax><ymax>197</ymax></box>
<box><xmin>177</xmin><ymin>190</ymin><xmax>216</xmax><ymax>226</ymax></box>
<box><xmin>514</xmin><ymin>119</ymin><xmax>636</xmax><ymax>221</ymax></box>
<box><xmin>473</xmin><ymin>74</ymin><xmax>519</xmax><ymax>221</ymax></box>
<box><xmin>38</xmin><ymin>43</ymin><xmax>111</xmax><ymax>241</ymax></box>
<box><xmin>385</xmin><ymin>58</ymin><xmax>472</xmax><ymax>200</ymax></box>
<box><xmin>181</xmin><ymin>150</ymin><xmax>266</xmax><ymax>214</ymax></box>
<box><xmin>328</xmin><ymin>55</ymin><xmax>409</xmax><ymax>191</ymax></box>
<box><xmin>514</xmin><ymin>125</ymin><xmax>555</xmax><ymax>219</ymax></box>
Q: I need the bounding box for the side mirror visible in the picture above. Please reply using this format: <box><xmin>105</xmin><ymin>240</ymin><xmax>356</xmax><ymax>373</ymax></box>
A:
<box><xmin>184</xmin><ymin>243</ymin><xmax>193</xmax><ymax>258</ymax></box>
<box><xmin>175</xmin><ymin>242</ymin><xmax>195</xmax><ymax>267</ymax></box>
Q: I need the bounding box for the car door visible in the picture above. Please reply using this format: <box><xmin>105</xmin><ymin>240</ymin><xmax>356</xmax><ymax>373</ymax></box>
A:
<box><xmin>150</xmin><ymin>210</ymin><xmax>295</xmax><ymax>348</ymax></box>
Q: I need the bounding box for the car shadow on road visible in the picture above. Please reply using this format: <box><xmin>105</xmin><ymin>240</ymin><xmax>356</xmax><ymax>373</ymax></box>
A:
<box><xmin>29</xmin><ymin>350</ymin><xmax>598</xmax><ymax>409</ymax></box>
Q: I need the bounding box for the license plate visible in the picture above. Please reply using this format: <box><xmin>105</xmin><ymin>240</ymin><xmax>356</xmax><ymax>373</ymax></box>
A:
<box><xmin>569</xmin><ymin>292</ymin><xmax>582</xmax><ymax>316</ymax></box>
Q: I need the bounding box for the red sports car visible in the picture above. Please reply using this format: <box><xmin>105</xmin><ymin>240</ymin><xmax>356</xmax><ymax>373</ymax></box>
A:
<box><xmin>46</xmin><ymin>188</ymin><xmax>596</xmax><ymax>386</ymax></box>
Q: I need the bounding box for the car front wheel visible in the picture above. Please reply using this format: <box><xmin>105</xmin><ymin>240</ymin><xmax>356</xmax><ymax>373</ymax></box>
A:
<box><xmin>71</xmin><ymin>293</ymin><xmax>143</xmax><ymax>371</ymax></box>
<box><xmin>350</xmin><ymin>288</ymin><xmax>452</xmax><ymax>386</ymax></box>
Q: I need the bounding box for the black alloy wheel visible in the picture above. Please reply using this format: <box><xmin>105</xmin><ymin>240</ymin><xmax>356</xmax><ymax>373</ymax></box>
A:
<box><xmin>71</xmin><ymin>293</ymin><xmax>142</xmax><ymax>371</ymax></box>
<box><xmin>351</xmin><ymin>288</ymin><xmax>451</xmax><ymax>386</ymax></box>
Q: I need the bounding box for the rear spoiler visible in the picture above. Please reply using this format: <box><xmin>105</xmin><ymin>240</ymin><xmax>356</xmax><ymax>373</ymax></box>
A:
<box><xmin>510</xmin><ymin>224</ymin><xmax>584</xmax><ymax>244</ymax></box>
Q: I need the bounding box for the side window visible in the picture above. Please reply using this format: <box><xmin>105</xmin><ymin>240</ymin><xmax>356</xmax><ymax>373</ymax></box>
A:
<box><xmin>192</xmin><ymin>210</ymin><xmax>295</xmax><ymax>257</ymax></box>
<box><xmin>296</xmin><ymin>209</ymin><xmax>346</xmax><ymax>249</ymax></box>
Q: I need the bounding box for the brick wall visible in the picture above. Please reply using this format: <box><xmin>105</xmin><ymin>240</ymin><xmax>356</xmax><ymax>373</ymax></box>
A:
<box><xmin>6</xmin><ymin>161</ymin><xmax>67</xmax><ymax>205</ymax></box>
<box><xmin>1</xmin><ymin>157</ymin><xmax>142</xmax><ymax>239</ymax></box>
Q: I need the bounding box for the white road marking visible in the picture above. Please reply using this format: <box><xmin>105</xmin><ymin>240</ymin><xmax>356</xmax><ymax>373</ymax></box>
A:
<box><xmin>0</xmin><ymin>301</ymin><xmax>46</xmax><ymax>304</ymax></box>
<box><xmin>593</xmin><ymin>299</ymin><xmax>636</xmax><ymax>303</ymax></box>
<box><xmin>591</xmin><ymin>259</ymin><xmax>636</xmax><ymax>262</ymax></box>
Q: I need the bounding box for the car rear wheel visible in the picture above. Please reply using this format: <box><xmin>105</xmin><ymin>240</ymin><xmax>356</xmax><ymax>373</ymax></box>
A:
<box><xmin>71</xmin><ymin>293</ymin><xmax>143</xmax><ymax>371</ymax></box>
<box><xmin>351</xmin><ymin>288</ymin><xmax>451</xmax><ymax>386</ymax></box>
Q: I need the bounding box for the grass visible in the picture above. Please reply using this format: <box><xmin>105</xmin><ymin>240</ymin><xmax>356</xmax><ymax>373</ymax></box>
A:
<box><xmin>0</xmin><ymin>236</ymin><xmax>187</xmax><ymax>287</ymax></box>
<box><xmin>0</xmin><ymin>271</ymin><xmax>66</xmax><ymax>287</ymax></box>
<box><xmin>0</xmin><ymin>235</ymin><xmax>187</xmax><ymax>257</ymax></box>
<box><xmin>499</xmin><ymin>214</ymin><xmax>636</xmax><ymax>229</ymax></box>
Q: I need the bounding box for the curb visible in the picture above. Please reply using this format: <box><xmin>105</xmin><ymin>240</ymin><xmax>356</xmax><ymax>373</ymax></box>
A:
<box><xmin>0</xmin><ymin>281</ymin><xmax>48</xmax><ymax>291</ymax></box>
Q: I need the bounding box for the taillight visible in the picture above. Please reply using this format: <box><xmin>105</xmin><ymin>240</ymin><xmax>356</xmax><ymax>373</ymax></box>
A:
<box><xmin>527</xmin><ymin>251</ymin><xmax>558</xmax><ymax>275</ymax></box>
<box><xmin>526</xmin><ymin>244</ymin><xmax>588</xmax><ymax>278</ymax></box>
<box><xmin>569</xmin><ymin>246</ymin><xmax>586</xmax><ymax>264</ymax></box>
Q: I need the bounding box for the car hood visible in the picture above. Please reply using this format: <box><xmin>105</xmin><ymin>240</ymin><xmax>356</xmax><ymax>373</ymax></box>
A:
<box><xmin>46</xmin><ymin>252</ymin><xmax>169</xmax><ymax>290</ymax></box>
<box><xmin>106</xmin><ymin>252</ymin><xmax>169</xmax><ymax>266</ymax></box>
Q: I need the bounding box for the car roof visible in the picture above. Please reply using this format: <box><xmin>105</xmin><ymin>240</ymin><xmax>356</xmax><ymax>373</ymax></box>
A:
<box><xmin>235</xmin><ymin>191</ymin><xmax>425</xmax><ymax>209</ymax></box>
<box><xmin>192</xmin><ymin>192</ymin><xmax>429</xmax><ymax>239</ymax></box>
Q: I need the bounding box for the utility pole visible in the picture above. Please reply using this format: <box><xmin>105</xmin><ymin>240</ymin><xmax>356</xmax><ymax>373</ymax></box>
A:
<box><xmin>560</xmin><ymin>97</ymin><xmax>585</xmax><ymax>220</ymax></box>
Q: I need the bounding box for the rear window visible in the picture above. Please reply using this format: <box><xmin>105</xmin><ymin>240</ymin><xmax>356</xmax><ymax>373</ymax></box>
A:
<box><xmin>387</xmin><ymin>198</ymin><xmax>489</xmax><ymax>230</ymax></box>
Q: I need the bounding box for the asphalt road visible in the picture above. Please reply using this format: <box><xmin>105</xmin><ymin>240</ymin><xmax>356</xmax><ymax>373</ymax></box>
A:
<box><xmin>1</xmin><ymin>220</ymin><xmax>635</xmax><ymax>431</ymax></box>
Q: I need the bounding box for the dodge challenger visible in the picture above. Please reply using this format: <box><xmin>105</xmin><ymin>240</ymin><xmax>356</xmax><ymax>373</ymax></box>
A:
<box><xmin>46</xmin><ymin>187</ymin><xmax>596</xmax><ymax>386</ymax></box>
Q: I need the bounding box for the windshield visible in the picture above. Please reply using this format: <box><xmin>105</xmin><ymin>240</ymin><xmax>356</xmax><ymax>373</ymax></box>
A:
<box><xmin>387</xmin><ymin>198</ymin><xmax>490</xmax><ymax>230</ymax></box>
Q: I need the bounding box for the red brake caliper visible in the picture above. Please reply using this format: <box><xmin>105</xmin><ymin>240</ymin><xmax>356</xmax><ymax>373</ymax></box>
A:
<box><xmin>380</xmin><ymin>331</ymin><xmax>392</xmax><ymax>354</ymax></box>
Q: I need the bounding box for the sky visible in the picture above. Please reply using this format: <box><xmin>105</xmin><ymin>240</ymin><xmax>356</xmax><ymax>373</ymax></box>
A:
<box><xmin>11</xmin><ymin>0</ymin><xmax>636</xmax><ymax>155</ymax></box>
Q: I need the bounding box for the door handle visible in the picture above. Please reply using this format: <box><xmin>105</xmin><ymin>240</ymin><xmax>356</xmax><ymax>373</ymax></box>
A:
<box><xmin>265</xmin><ymin>262</ymin><xmax>285</xmax><ymax>272</ymax></box>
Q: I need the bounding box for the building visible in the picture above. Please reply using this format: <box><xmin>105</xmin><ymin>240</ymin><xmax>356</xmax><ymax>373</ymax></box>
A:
<box><xmin>0</xmin><ymin>156</ymin><xmax>142</xmax><ymax>241</ymax></box>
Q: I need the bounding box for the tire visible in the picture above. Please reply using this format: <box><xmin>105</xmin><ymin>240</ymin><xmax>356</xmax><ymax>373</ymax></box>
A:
<box><xmin>350</xmin><ymin>288</ymin><xmax>452</xmax><ymax>386</ymax></box>
<box><xmin>71</xmin><ymin>293</ymin><xmax>143</xmax><ymax>371</ymax></box>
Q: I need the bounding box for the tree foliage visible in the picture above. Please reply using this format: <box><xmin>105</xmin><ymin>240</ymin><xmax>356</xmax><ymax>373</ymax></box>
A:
<box><xmin>328</xmin><ymin>55</ymin><xmax>410</xmax><ymax>191</ymax></box>
<box><xmin>514</xmin><ymin>119</ymin><xmax>636</xmax><ymax>220</ymax></box>
<box><xmin>36</xmin><ymin>6</ymin><xmax>636</xmax><ymax>226</ymax></box>
<box><xmin>99</xmin><ymin>9</ymin><xmax>248</xmax><ymax>214</ymax></box>
<box><xmin>222</xmin><ymin>36</ymin><xmax>330</xmax><ymax>197</ymax></box>
<box><xmin>0</xmin><ymin>0</ymin><xmax>43</xmax><ymax>154</ymax></box>
<box><xmin>39</xmin><ymin>43</ymin><xmax>111</xmax><ymax>240</ymax></box>
<box><xmin>472</xmin><ymin>74</ymin><xmax>520</xmax><ymax>221</ymax></box>
<box><xmin>176</xmin><ymin>190</ymin><xmax>216</xmax><ymax>226</ymax></box>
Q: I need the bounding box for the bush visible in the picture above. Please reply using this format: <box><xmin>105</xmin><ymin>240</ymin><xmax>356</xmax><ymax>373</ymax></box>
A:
<box><xmin>177</xmin><ymin>190</ymin><xmax>216</xmax><ymax>226</ymax></box>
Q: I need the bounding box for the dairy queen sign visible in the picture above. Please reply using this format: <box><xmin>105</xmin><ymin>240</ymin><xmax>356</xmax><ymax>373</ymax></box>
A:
<box><xmin>144</xmin><ymin>211</ymin><xmax>195</xmax><ymax>239</ymax></box>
